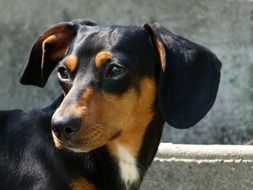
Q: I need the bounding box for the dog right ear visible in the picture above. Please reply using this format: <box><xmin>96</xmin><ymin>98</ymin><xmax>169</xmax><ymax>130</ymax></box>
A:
<box><xmin>20</xmin><ymin>19</ymin><xmax>97</xmax><ymax>87</ymax></box>
<box><xmin>144</xmin><ymin>23</ymin><xmax>221</xmax><ymax>129</ymax></box>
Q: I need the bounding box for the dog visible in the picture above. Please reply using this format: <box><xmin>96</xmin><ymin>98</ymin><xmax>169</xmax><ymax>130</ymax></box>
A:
<box><xmin>6</xmin><ymin>19</ymin><xmax>221</xmax><ymax>190</ymax></box>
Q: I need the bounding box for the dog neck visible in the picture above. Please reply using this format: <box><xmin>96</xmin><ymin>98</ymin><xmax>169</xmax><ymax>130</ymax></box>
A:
<box><xmin>106</xmin><ymin>108</ymin><xmax>164</xmax><ymax>189</ymax></box>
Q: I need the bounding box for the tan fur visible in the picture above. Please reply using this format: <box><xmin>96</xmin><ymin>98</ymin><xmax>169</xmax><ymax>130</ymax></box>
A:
<box><xmin>65</xmin><ymin>55</ymin><xmax>79</xmax><ymax>72</ymax></box>
<box><xmin>95</xmin><ymin>51</ymin><xmax>112</xmax><ymax>69</ymax></box>
<box><xmin>154</xmin><ymin>38</ymin><xmax>166</xmax><ymax>71</ymax></box>
<box><xmin>71</xmin><ymin>178</ymin><xmax>96</xmax><ymax>190</ymax></box>
<box><xmin>107</xmin><ymin>78</ymin><xmax>156</xmax><ymax>158</ymax></box>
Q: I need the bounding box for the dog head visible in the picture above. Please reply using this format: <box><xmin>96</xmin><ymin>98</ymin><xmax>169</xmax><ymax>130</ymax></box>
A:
<box><xmin>20</xmin><ymin>20</ymin><xmax>221</xmax><ymax>152</ymax></box>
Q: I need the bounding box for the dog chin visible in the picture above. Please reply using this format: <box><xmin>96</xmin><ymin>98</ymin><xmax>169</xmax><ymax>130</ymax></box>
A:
<box><xmin>65</xmin><ymin>147</ymin><xmax>88</xmax><ymax>153</ymax></box>
<box><xmin>66</xmin><ymin>142</ymin><xmax>106</xmax><ymax>153</ymax></box>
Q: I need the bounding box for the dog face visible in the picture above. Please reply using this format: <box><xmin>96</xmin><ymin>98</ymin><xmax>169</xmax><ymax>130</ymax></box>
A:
<box><xmin>20</xmin><ymin>20</ymin><xmax>221</xmax><ymax>152</ymax></box>
<box><xmin>50</xmin><ymin>26</ymin><xmax>159</xmax><ymax>152</ymax></box>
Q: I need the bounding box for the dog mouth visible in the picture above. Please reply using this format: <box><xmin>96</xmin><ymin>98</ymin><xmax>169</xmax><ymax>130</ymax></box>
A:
<box><xmin>52</xmin><ymin>129</ymin><xmax>122</xmax><ymax>152</ymax></box>
<box><xmin>52</xmin><ymin>134</ymin><xmax>90</xmax><ymax>152</ymax></box>
<box><xmin>51</xmin><ymin>131</ymin><xmax>106</xmax><ymax>152</ymax></box>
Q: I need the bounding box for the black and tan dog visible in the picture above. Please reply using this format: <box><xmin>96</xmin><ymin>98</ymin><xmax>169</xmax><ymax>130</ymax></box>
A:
<box><xmin>2</xmin><ymin>19</ymin><xmax>221</xmax><ymax>190</ymax></box>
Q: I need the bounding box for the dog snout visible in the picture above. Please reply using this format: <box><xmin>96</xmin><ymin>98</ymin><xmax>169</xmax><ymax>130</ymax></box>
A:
<box><xmin>51</xmin><ymin>115</ymin><xmax>82</xmax><ymax>140</ymax></box>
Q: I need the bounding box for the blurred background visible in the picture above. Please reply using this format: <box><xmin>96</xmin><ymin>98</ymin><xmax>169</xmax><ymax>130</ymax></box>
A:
<box><xmin>0</xmin><ymin>0</ymin><xmax>252</xmax><ymax>144</ymax></box>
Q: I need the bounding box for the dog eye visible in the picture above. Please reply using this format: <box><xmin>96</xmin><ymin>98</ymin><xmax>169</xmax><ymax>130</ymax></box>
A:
<box><xmin>57</xmin><ymin>67</ymin><xmax>69</xmax><ymax>80</ymax></box>
<box><xmin>106</xmin><ymin>64</ymin><xmax>126</xmax><ymax>79</ymax></box>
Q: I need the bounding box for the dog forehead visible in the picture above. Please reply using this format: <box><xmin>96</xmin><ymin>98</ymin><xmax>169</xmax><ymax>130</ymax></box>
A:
<box><xmin>73</xmin><ymin>25</ymin><xmax>152</xmax><ymax>53</ymax></box>
<box><xmin>67</xmin><ymin>25</ymin><xmax>158</xmax><ymax>77</ymax></box>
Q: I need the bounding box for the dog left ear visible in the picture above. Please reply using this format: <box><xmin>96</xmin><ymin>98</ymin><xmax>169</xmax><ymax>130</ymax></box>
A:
<box><xmin>19</xmin><ymin>22</ymin><xmax>79</xmax><ymax>87</ymax></box>
<box><xmin>144</xmin><ymin>23</ymin><xmax>221</xmax><ymax>129</ymax></box>
<box><xmin>20</xmin><ymin>19</ymin><xmax>97</xmax><ymax>87</ymax></box>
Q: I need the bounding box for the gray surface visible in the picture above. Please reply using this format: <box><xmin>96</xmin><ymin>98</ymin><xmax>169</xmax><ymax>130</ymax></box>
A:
<box><xmin>142</xmin><ymin>159</ymin><xmax>253</xmax><ymax>190</ymax></box>
<box><xmin>156</xmin><ymin>143</ymin><xmax>253</xmax><ymax>160</ymax></box>
<box><xmin>142</xmin><ymin>144</ymin><xmax>253</xmax><ymax>190</ymax></box>
<box><xmin>0</xmin><ymin>0</ymin><xmax>252</xmax><ymax>144</ymax></box>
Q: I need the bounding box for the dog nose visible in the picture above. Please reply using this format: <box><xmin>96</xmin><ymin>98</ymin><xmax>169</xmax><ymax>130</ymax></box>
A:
<box><xmin>51</xmin><ymin>115</ymin><xmax>81</xmax><ymax>140</ymax></box>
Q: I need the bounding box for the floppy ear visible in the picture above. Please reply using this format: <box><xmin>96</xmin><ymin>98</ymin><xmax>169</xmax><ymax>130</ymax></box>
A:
<box><xmin>144</xmin><ymin>23</ymin><xmax>221</xmax><ymax>129</ymax></box>
<box><xmin>20</xmin><ymin>20</ymin><xmax>97</xmax><ymax>87</ymax></box>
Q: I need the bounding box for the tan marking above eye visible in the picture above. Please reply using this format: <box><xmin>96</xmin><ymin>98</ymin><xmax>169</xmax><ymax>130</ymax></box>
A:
<box><xmin>95</xmin><ymin>51</ymin><xmax>112</xmax><ymax>68</ymax></box>
<box><xmin>65</xmin><ymin>55</ymin><xmax>79</xmax><ymax>72</ymax></box>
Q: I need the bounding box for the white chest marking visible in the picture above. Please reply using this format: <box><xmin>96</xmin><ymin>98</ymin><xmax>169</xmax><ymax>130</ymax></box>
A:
<box><xmin>117</xmin><ymin>145</ymin><xmax>139</xmax><ymax>189</ymax></box>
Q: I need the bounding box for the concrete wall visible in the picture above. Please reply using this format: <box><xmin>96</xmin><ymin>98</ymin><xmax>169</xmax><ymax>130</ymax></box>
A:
<box><xmin>142</xmin><ymin>143</ymin><xmax>253</xmax><ymax>190</ymax></box>
<box><xmin>0</xmin><ymin>0</ymin><xmax>252</xmax><ymax>144</ymax></box>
